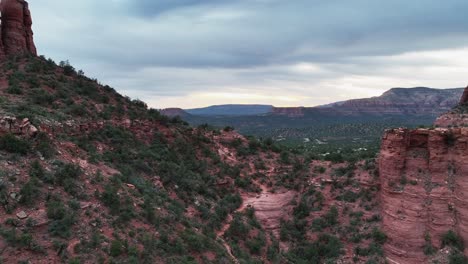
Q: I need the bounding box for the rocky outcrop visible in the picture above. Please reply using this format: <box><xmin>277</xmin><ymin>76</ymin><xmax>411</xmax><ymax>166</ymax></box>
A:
<box><xmin>0</xmin><ymin>0</ymin><xmax>37</xmax><ymax>58</ymax></box>
<box><xmin>380</xmin><ymin>87</ymin><xmax>468</xmax><ymax>263</ymax></box>
<box><xmin>0</xmin><ymin>116</ymin><xmax>38</xmax><ymax>137</ymax></box>
<box><xmin>380</xmin><ymin>128</ymin><xmax>468</xmax><ymax>263</ymax></box>
<box><xmin>244</xmin><ymin>190</ymin><xmax>296</xmax><ymax>238</ymax></box>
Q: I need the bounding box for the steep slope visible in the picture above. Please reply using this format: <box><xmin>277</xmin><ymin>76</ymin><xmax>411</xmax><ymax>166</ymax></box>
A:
<box><xmin>0</xmin><ymin>3</ymin><xmax>389</xmax><ymax>263</ymax></box>
<box><xmin>0</xmin><ymin>54</ymin><xmax>387</xmax><ymax>264</ymax></box>
<box><xmin>379</xmin><ymin>87</ymin><xmax>468</xmax><ymax>263</ymax></box>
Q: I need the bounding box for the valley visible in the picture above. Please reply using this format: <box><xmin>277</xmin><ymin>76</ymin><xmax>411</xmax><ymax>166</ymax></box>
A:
<box><xmin>0</xmin><ymin>1</ymin><xmax>467</xmax><ymax>264</ymax></box>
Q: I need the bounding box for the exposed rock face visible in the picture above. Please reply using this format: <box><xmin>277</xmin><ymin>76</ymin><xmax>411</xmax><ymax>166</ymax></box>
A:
<box><xmin>0</xmin><ymin>0</ymin><xmax>37</xmax><ymax>58</ymax></box>
<box><xmin>380</xmin><ymin>88</ymin><xmax>468</xmax><ymax>263</ymax></box>
<box><xmin>243</xmin><ymin>190</ymin><xmax>296</xmax><ymax>239</ymax></box>
<box><xmin>380</xmin><ymin>128</ymin><xmax>468</xmax><ymax>263</ymax></box>
<box><xmin>460</xmin><ymin>87</ymin><xmax>468</xmax><ymax>105</ymax></box>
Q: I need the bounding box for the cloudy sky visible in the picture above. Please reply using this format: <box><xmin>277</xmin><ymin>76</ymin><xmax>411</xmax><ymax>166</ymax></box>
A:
<box><xmin>29</xmin><ymin>0</ymin><xmax>468</xmax><ymax>109</ymax></box>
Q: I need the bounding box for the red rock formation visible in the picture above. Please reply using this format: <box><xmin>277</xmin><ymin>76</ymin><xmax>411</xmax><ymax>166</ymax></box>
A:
<box><xmin>380</xmin><ymin>88</ymin><xmax>468</xmax><ymax>263</ymax></box>
<box><xmin>0</xmin><ymin>0</ymin><xmax>37</xmax><ymax>58</ymax></box>
<box><xmin>0</xmin><ymin>116</ymin><xmax>38</xmax><ymax>137</ymax></box>
<box><xmin>460</xmin><ymin>86</ymin><xmax>468</xmax><ymax>105</ymax></box>
<box><xmin>380</xmin><ymin>128</ymin><xmax>468</xmax><ymax>263</ymax></box>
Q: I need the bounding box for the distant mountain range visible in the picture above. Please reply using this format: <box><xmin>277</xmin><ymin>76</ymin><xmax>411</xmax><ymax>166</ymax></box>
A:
<box><xmin>185</xmin><ymin>104</ymin><xmax>273</xmax><ymax>116</ymax></box>
<box><xmin>161</xmin><ymin>87</ymin><xmax>464</xmax><ymax>147</ymax></box>
<box><xmin>163</xmin><ymin>87</ymin><xmax>463</xmax><ymax>118</ymax></box>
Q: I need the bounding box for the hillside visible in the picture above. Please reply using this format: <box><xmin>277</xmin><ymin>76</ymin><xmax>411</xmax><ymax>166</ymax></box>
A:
<box><xmin>0</xmin><ymin>54</ymin><xmax>387</xmax><ymax>264</ymax></box>
<box><xmin>0</xmin><ymin>3</ymin><xmax>385</xmax><ymax>261</ymax></box>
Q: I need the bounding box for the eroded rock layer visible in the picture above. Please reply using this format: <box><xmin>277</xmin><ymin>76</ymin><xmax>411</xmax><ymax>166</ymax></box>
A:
<box><xmin>0</xmin><ymin>0</ymin><xmax>36</xmax><ymax>58</ymax></box>
<box><xmin>380</xmin><ymin>128</ymin><xmax>468</xmax><ymax>263</ymax></box>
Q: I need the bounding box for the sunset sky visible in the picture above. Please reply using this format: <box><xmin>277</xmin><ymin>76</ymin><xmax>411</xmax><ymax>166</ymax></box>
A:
<box><xmin>30</xmin><ymin>0</ymin><xmax>468</xmax><ymax>108</ymax></box>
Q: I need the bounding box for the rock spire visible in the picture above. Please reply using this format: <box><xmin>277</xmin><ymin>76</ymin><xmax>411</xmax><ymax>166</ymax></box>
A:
<box><xmin>0</xmin><ymin>0</ymin><xmax>37</xmax><ymax>58</ymax></box>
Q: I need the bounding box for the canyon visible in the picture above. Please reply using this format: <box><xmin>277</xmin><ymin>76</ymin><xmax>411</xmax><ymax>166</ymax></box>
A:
<box><xmin>1</xmin><ymin>1</ymin><xmax>468</xmax><ymax>263</ymax></box>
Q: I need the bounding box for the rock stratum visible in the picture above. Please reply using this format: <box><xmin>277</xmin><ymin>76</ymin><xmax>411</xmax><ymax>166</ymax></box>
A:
<box><xmin>276</xmin><ymin>87</ymin><xmax>464</xmax><ymax>118</ymax></box>
<box><xmin>0</xmin><ymin>0</ymin><xmax>36</xmax><ymax>58</ymax></box>
<box><xmin>380</xmin><ymin>87</ymin><xmax>468</xmax><ymax>263</ymax></box>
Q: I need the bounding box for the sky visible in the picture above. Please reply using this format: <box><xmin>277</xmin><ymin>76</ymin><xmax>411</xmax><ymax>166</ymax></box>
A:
<box><xmin>29</xmin><ymin>0</ymin><xmax>468</xmax><ymax>109</ymax></box>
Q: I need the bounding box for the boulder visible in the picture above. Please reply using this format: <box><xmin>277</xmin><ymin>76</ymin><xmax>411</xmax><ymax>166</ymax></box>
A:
<box><xmin>16</xmin><ymin>210</ymin><xmax>28</xmax><ymax>219</ymax></box>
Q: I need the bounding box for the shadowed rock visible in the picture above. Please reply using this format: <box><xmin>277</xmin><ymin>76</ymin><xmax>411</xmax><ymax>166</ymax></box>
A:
<box><xmin>460</xmin><ymin>86</ymin><xmax>468</xmax><ymax>105</ymax></box>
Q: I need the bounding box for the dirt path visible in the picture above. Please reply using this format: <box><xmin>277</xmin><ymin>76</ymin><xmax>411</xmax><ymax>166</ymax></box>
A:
<box><xmin>217</xmin><ymin>206</ymin><xmax>243</xmax><ymax>263</ymax></box>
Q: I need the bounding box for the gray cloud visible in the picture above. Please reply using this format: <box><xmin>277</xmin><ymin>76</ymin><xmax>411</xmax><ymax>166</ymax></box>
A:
<box><xmin>28</xmin><ymin>0</ymin><xmax>468</xmax><ymax>108</ymax></box>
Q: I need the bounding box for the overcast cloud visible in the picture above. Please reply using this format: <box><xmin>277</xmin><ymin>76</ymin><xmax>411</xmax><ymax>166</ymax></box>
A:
<box><xmin>29</xmin><ymin>0</ymin><xmax>468</xmax><ymax>108</ymax></box>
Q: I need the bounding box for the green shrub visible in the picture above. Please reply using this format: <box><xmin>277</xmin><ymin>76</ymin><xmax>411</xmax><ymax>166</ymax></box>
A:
<box><xmin>311</xmin><ymin>218</ymin><xmax>327</xmax><ymax>232</ymax></box>
<box><xmin>35</xmin><ymin>132</ymin><xmax>55</xmax><ymax>158</ymax></box>
<box><xmin>19</xmin><ymin>178</ymin><xmax>40</xmax><ymax>205</ymax></box>
<box><xmin>29</xmin><ymin>160</ymin><xmax>54</xmax><ymax>183</ymax></box>
<box><xmin>226</xmin><ymin>214</ymin><xmax>249</xmax><ymax>240</ymax></box>
<box><xmin>246</xmin><ymin>234</ymin><xmax>266</xmax><ymax>255</ymax></box>
<box><xmin>324</xmin><ymin>206</ymin><xmax>339</xmax><ymax>226</ymax></box>
<box><xmin>110</xmin><ymin>240</ymin><xmax>124</xmax><ymax>257</ymax></box>
<box><xmin>287</xmin><ymin>234</ymin><xmax>344</xmax><ymax>262</ymax></box>
<box><xmin>46</xmin><ymin>198</ymin><xmax>67</xmax><ymax>220</ymax></box>
<box><xmin>59</xmin><ymin>60</ymin><xmax>76</xmax><ymax>76</ymax></box>
<box><xmin>449</xmin><ymin>251</ymin><xmax>468</xmax><ymax>264</ymax></box>
<box><xmin>6</xmin><ymin>85</ymin><xmax>22</xmax><ymax>94</ymax></box>
<box><xmin>46</xmin><ymin>196</ymin><xmax>76</xmax><ymax>237</ymax></box>
<box><xmin>442</xmin><ymin>230</ymin><xmax>464</xmax><ymax>251</ymax></box>
<box><xmin>54</xmin><ymin>163</ymin><xmax>81</xmax><ymax>184</ymax></box>
<box><xmin>29</xmin><ymin>89</ymin><xmax>55</xmax><ymax>105</ymax></box>
<box><xmin>371</xmin><ymin>228</ymin><xmax>387</xmax><ymax>244</ymax></box>
<box><xmin>0</xmin><ymin>134</ymin><xmax>30</xmax><ymax>155</ymax></box>
<box><xmin>101</xmin><ymin>184</ymin><xmax>120</xmax><ymax>214</ymax></box>
<box><xmin>0</xmin><ymin>228</ymin><xmax>43</xmax><ymax>253</ymax></box>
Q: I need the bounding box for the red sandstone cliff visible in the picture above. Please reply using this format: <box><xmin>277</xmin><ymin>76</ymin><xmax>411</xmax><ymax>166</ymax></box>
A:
<box><xmin>0</xmin><ymin>0</ymin><xmax>36</xmax><ymax>58</ymax></box>
<box><xmin>380</xmin><ymin>87</ymin><xmax>468</xmax><ymax>263</ymax></box>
